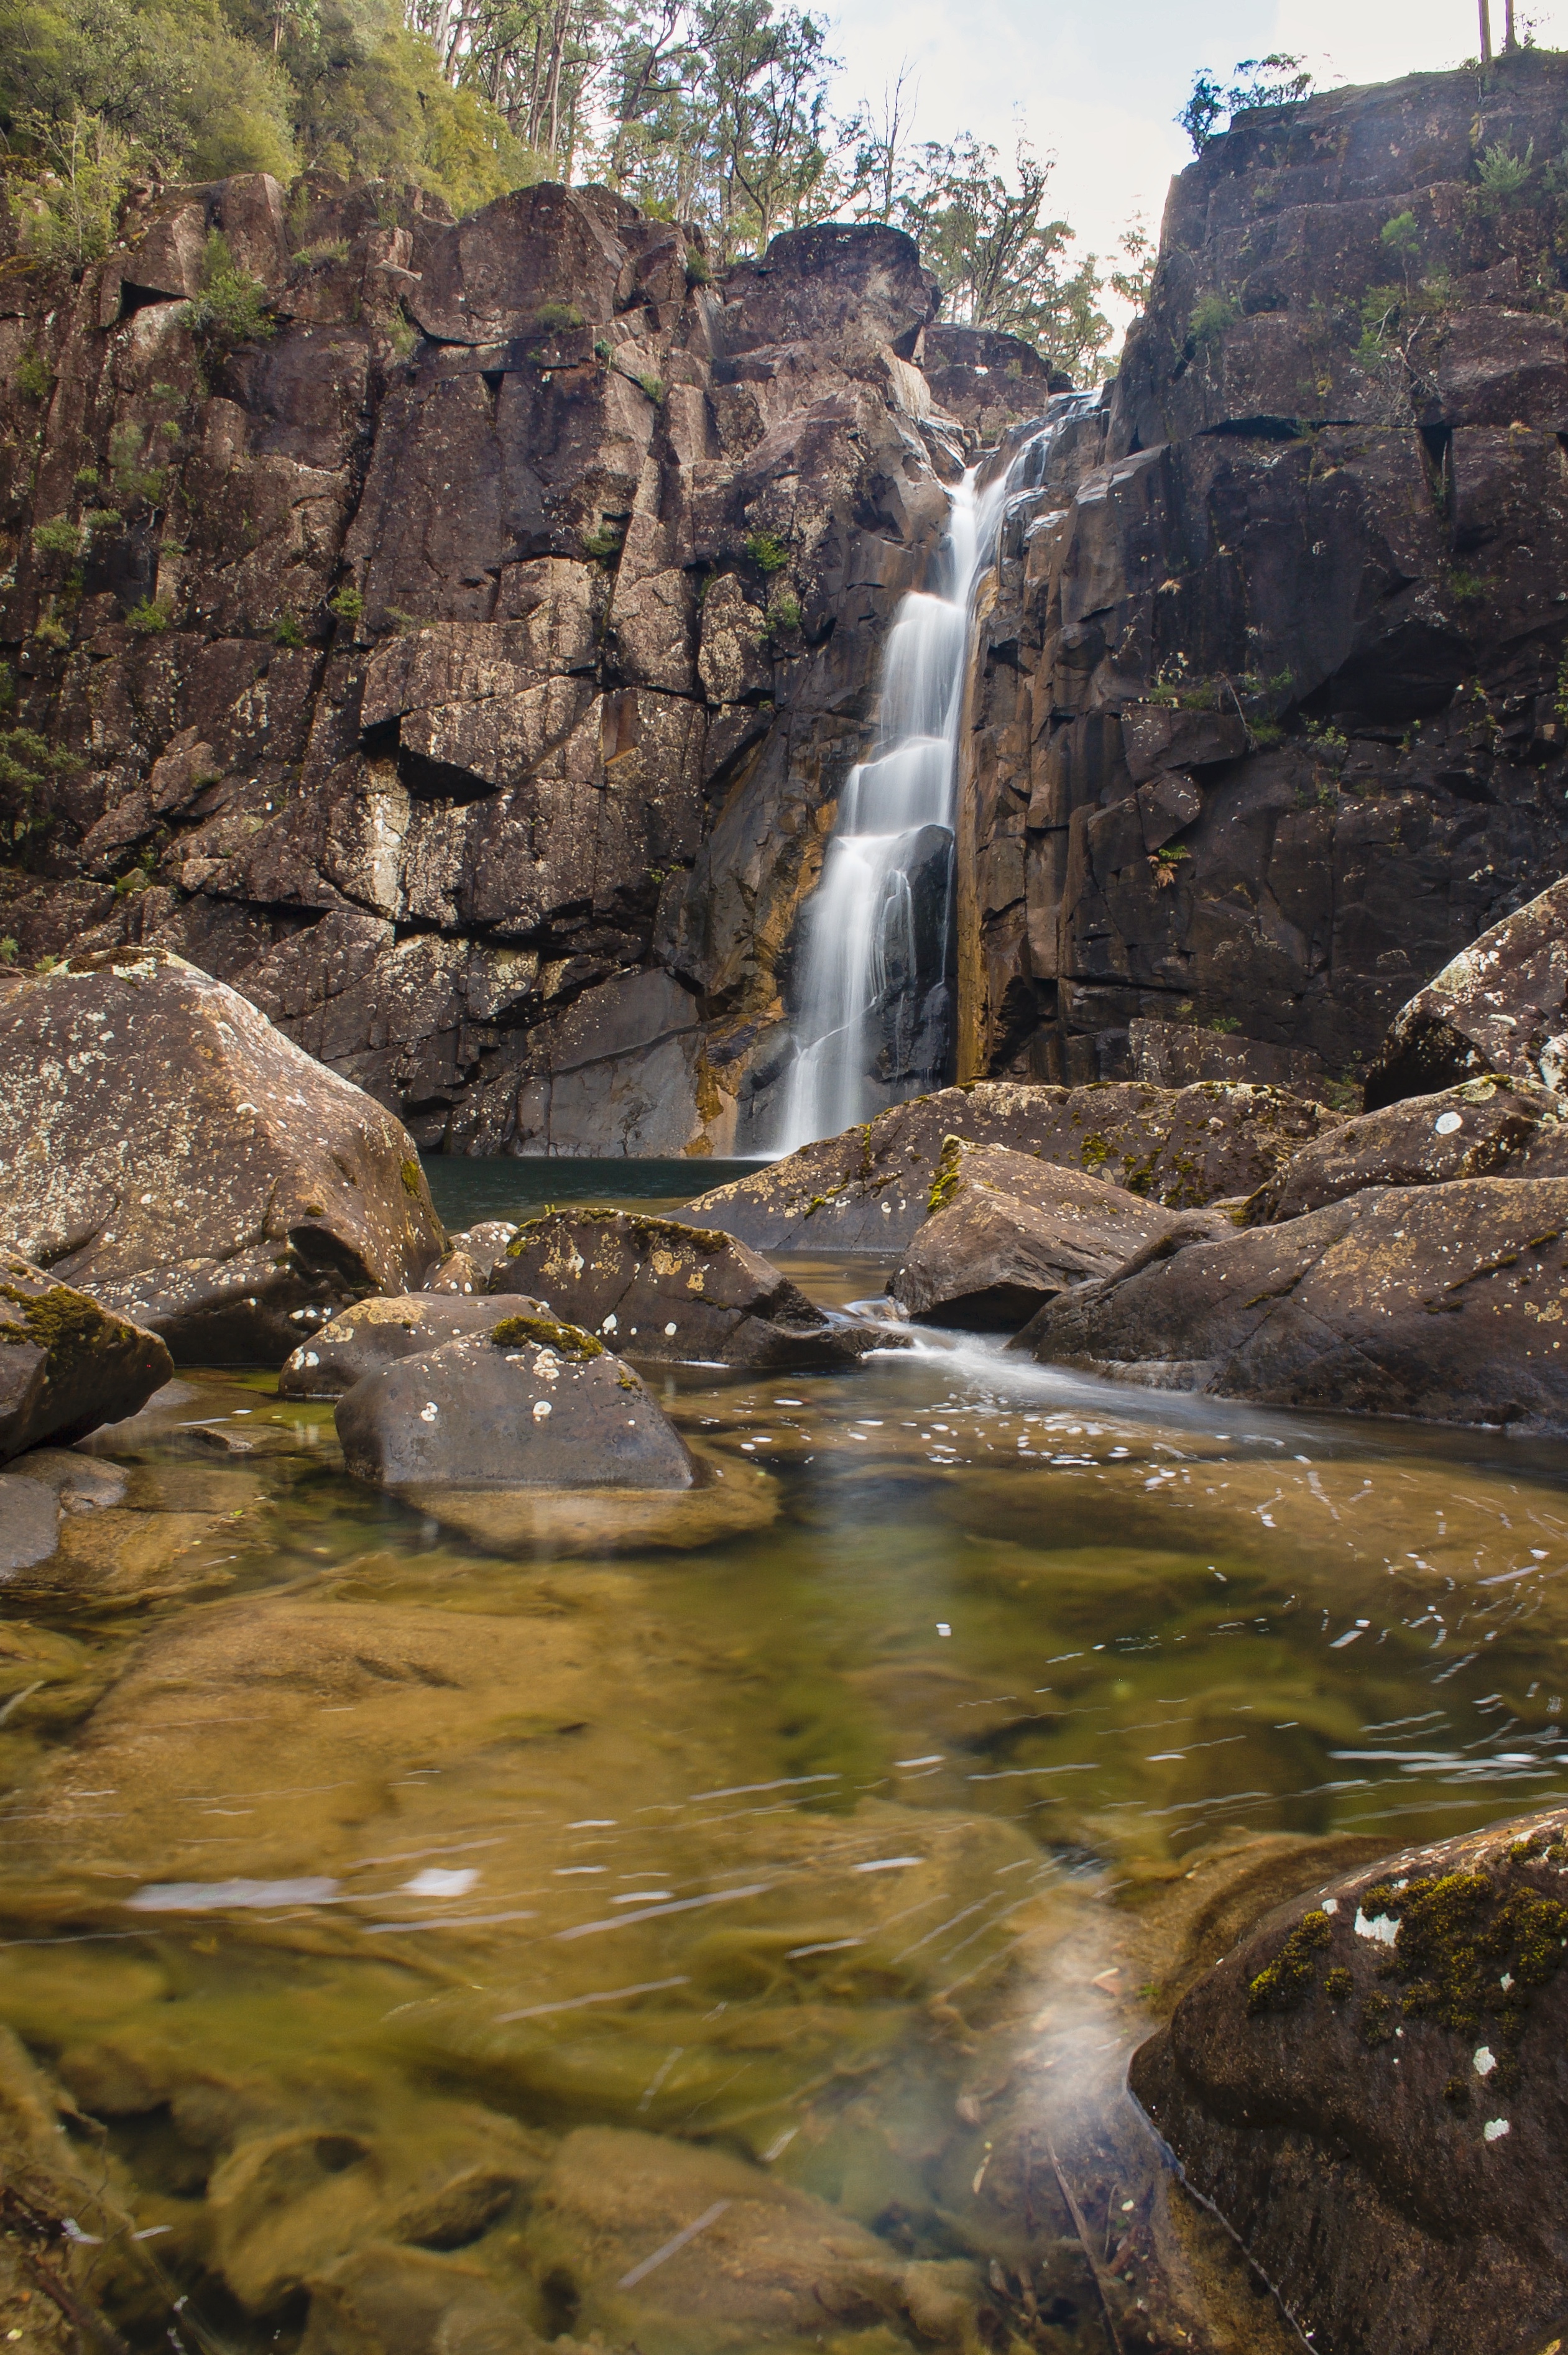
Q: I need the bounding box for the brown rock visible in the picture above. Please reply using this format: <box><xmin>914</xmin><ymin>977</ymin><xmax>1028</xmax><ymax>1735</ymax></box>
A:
<box><xmin>1365</xmin><ymin>875</ymin><xmax>1568</xmax><ymax>1108</ymax></box>
<box><xmin>1128</xmin><ymin>1018</ymin><xmax>1327</xmax><ymax>1093</ymax></box>
<box><xmin>279</xmin><ymin>1293</ymin><xmax>548</xmax><ymax>1398</ymax></box>
<box><xmin>889</xmin><ymin>1138</ymin><xmax>1194</xmax><ymax>1327</ymax></box>
<box><xmin>0</xmin><ymin>951</ymin><xmax>444</xmax><ymax>1364</ymax></box>
<box><xmin>0</xmin><ymin>1245</ymin><xmax>173</xmax><ymax>1463</ymax></box>
<box><xmin>491</xmin><ymin>1210</ymin><xmax>884</xmax><ymax>1367</ymax></box>
<box><xmin>1252</xmin><ymin>1075</ymin><xmax>1562</xmax><ymax>1221</ymax></box>
<box><xmin>1130</xmin><ymin>1804</ymin><xmax>1568</xmax><ymax>2355</ymax></box>
<box><xmin>1021</xmin><ymin>1176</ymin><xmax>1568</xmax><ymax>1431</ymax></box>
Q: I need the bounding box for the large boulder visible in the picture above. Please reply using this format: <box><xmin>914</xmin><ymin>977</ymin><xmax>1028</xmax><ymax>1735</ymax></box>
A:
<box><xmin>1365</xmin><ymin>876</ymin><xmax>1568</xmax><ymax>1108</ymax></box>
<box><xmin>279</xmin><ymin>1293</ymin><xmax>546</xmax><ymax>1399</ymax></box>
<box><xmin>1</xmin><ymin>1246</ymin><xmax>172</xmax><ymax>1462</ymax></box>
<box><xmin>489</xmin><ymin>1210</ymin><xmax>885</xmax><ymax>1367</ymax></box>
<box><xmin>1130</xmin><ymin>1805</ymin><xmax>1568</xmax><ymax>2355</ymax></box>
<box><xmin>0</xmin><ymin>952</ymin><xmax>445</xmax><ymax>1363</ymax></box>
<box><xmin>1251</xmin><ymin>1075</ymin><xmax>1565</xmax><ymax>1222</ymax></box>
<box><xmin>888</xmin><ymin>1138</ymin><xmax>1196</xmax><ymax>1327</ymax></box>
<box><xmin>335</xmin><ymin>1319</ymin><xmax>693</xmax><ymax>1490</ymax></box>
<box><xmin>1020</xmin><ymin>1176</ymin><xmax>1568</xmax><ymax>1431</ymax></box>
<box><xmin>690</xmin><ymin>1081</ymin><xmax>1342</xmax><ymax>1254</ymax></box>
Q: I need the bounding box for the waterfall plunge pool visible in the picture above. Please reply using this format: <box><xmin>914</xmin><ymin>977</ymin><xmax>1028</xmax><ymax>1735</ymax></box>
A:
<box><xmin>2</xmin><ymin>1180</ymin><xmax>1566</xmax><ymax>2352</ymax></box>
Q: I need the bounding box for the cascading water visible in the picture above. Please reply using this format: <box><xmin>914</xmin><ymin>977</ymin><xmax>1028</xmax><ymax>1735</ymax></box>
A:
<box><xmin>769</xmin><ymin>395</ymin><xmax>1093</xmax><ymax>1153</ymax></box>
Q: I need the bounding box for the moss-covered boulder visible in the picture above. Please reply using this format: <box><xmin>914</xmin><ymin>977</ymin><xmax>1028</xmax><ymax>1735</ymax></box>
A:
<box><xmin>1</xmin><ymin>1246</ymin><xmax>172</xmax><ymax>1463</ymax></box>
<box><xmin>1130</xmin><ymin>1805</ymin><xmax>1568</xmax><ymax>2355</ymax></box>
<box><xmin>890</xmin><ymin>1138</ymin><xmax>1201</xmax><ymax>1328</ymax></box>
<box><xmin>279</xmin><ymin>1291</ymin><xmax>547</xmax><ymax>1399</ymax></box>
<box><xmin>335</xmin><ymin>1324</ymin><xmax>693</xmax><ymax>1490</ymax></box>
<box><xmin>1020</xmin><ymin>1176</ymin><xmax>1568</xmax><ymax>1431</ymax></box>
<box><xmin>491</xmin><ymin>1209</ymin><xmax>886</xmax><ymax>1366</ymax></box>
<box><xmin>0</xmin><ymin>951</ymin><xmax>445</xmax><ymax>1365</ymax></box>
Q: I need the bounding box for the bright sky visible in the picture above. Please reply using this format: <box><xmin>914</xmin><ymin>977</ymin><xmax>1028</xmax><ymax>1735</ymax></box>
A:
<box><xmin>824</xmin><ymin>0</ymin><xmax>1568</xmax><ymax>333</ymax></box>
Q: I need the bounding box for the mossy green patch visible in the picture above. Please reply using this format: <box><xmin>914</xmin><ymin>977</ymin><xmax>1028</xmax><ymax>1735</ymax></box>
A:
<box><xmin>927</xmin><ymin>1135</ymin><xmax>966</xmax><ymax>1215</ymax></box>
<box><xmin>1247</xmin><ymin>1907</ymin><xmax>1333</xmax><ymax>2013</ymax></box>
<box><xmin>399</xmin><ymin>1159</ymin><xmax>421</xmax><ymax>1199</ymax></box>
<box><xmin>490</xmin><ymin>1314</ymin><xmax>604</xmax><ymax>1359</ymax></box>
<box><xmin>1354</xmin><ymin>1865</ymin><xmax>1568</xmax><ymax>2083</ymax></box>
<box><xmin>0</xmin><ymin>1280</ymin><xmax>118</xmax><ymax>1359</ymax></box>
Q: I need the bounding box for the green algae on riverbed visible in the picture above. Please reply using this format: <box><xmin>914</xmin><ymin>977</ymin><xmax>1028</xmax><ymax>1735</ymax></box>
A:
<box><xmin>1</xmin><ymin>1248</ymin><xmax>1567</xmax><ymax>2352</ymax></box>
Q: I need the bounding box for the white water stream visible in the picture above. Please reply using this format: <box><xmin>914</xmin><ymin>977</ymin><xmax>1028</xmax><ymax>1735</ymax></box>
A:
<box><xmin>770</xmin><ymin>397</ymin><xmax>1092</xmax><ymax>1153</ymax></box>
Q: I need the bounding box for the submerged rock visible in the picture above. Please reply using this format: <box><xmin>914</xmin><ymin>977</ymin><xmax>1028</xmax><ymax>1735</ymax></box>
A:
<box><xmin>300</xmin><ymin>2244</ymin><xmax>549</xmax><ymax>2355</ymax></box>
<box><xmin>1366</xmin><ymin>875</ymin><xmax>1568</xmax><ymax>1108</ymax></box>
<box><xmin>335</xmin><ymin>1322</ymin><xmax>693</xmax><ymax>1490</ymax></box>
<box><xmin>1250</xmin><ymin>1075</ymin><xmax>1564</xmax><ymax>1222</ymax></box>
<box><xmin>1020</xmin><ymin>1176</ymin><xmax>1568</xmax><ymax>1431</ymax></box>
<box><xmin>690</xmin><ymin>1081</ymin><xmax>1341</xmax><ymax>1253</ymax></box>
<box><xmin>1</xmin><ymin>1245</ymin><xmax>173</xmax><ymax>1462</ymax></box>
<box><xmin>0</xmin><ymin>951</ymin><xmax>445</xmax><ymax>1364</ymax></box>
<box><xmin>889</xmin><ymin>1138</ymin><xmax>1194</xmax><ymax>1327</ymax></box>
<box><xmin>279</xmin><ymin>1293</ymin><xmax>548</xmax><ymax>1399</ymax></box>
<box><xmin>0</xmin><ymin>1474</ymin><xmax>62</xmax><ymax>1574</ymax></box>
<box><xmin>1130</xmin><ymin>1804</ymin><xmax>1568</xmax><ymax>2355</ymax></box>
<box><xmin>490</xmin><ymin>1209</ymin><xmax>886</xmax><ymax>1366</ymax></box>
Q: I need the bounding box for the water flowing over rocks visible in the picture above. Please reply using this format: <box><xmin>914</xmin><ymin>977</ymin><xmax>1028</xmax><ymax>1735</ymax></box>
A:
<box><xmin>1019</xmin><ymin>1175</ymin><xmax>1568</xmax><ymax>1431</ymax></box>
<box><xmin>489</xmin><ymin>1208</ymin><xmax>888</xmax><ymax>1366</ymax></box>
<box><xmin>1</xmin><ymin>1245</ymin><xmax>173</xmax><ymax>1462</ymax></box>
<box><xmin>1130</xmin><ymin>1805</ymin><xmax>1568</xmax><ymax>2355</ymax></box>
<box><xmin>0</xmin><ymin>951</ymin><xmax>443</xmax><ymax>1363</ymax></box>
<box><xmin>334</xmin><ymin>1322</ymin><xmax>693</xmax><ymax>1489</ymax></box>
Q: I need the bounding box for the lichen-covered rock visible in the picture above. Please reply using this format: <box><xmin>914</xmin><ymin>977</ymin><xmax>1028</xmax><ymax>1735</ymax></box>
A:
<box><xmin>889</xmin><ymin>1139</ymin><xmax>1194</xmax><ymax>1327</ymax></box>
<box><xmin>335</xmin><ymin>1323</ymin><xmax>693</xmax><ymax>1489</ymax></box>
<box><xmin>0</xmin><ymin>951</ymin><xmax>444</xmax><ymax>1363</ymax></box>
<box><xmin>1129</xmin><ymin>1804</ymin><xmax>1568</xmax><ymax>2355</ymax></box>
<box><xmin>1128</xmin><ymin>1018</ymin><xmax>1327</xmax><ymax>1094</ymax></box>
<box><xmin>490</xmin><ymin>1210</ymin><xmax>885</xmax><ymax>1366</ymax></box>
<box><xmin>1365</xmin><ymin>875</ymin><xmax>1568</xmax><ymax>1108</ymax></box>
<box><xmin>1252</xmin><ymin>1076</ymin><xmax>1564</xmax><ymax>1222</ymax></box>
<box><xmin>427</xmin><ymin>1223</ymin><xmax>519</xmax><ymax>1289</ymax></box>
<box><xmin>1</xmin><ymin>1246</ymin><xmax>172</xmax><ymax>1462</ymax></box>
<box><xmin>690</xmin><ymin>1080</ymin><xmax>1341</xmax><ymax>1253</ymax></box>
<box><xmin>279</xmin><ymin>1293</ymin><xmax>548</xmax><ymax>1398</ymax></box>
<box><xmin>1020</xmin><ymin>1176</ymin><xmax>1568</xmax><ymax>1431</ymax></box>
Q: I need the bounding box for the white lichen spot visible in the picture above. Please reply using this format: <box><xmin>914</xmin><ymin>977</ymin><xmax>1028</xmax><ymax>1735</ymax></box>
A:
<box><xmin>1355</xmin><ymin>1907</ymin><xmax>1398</xmax><ymax>1945</ymax></box>
<box><xmin>1474</xmin><ymin>2045</ymin><xmax>1497</xmax><ymax>2076</ymax></box>
<box><xmin>1322</xmin><ymin>1898</ymin><xmax>1339</xmax><ymax>1914</ymax></box>
<box><xmin>1500</xmin><ymin>1971</ymin><xmax>1515</xmax><ymax>1990</ymax></box>
<box><xmin>601</xmin><ymin>1314</ymin><xmax>618</xmax><ymax>1333</ymax></box>
<box><xmin>1434</xmin><ymin>1110</ymin><xmax>1464</xmax><ymax>1135</ymax></box>
<box><xmin>532</xmin><ymin>1399</ymin><xmax>552</xmax><ymax>1421</ymax></box>
<box><xmin>303</xmin><ymin>1352</ymin><xmax>319</xmax><ymax>1368</ymax></box>
<box><xmin>420</xmin><ymin>1402</ymin><xmax>438</xmax><ymax>1422</ymax></box>
<box><xmin>1483</xmin><ymin>2118</ymin><xmax>1511</xmax><ymax>2142</ymax></box>
<box><xmin>663</xmin><ymin>1321</ymin><xmax>678</xmax><ymax>1336</ymax></box>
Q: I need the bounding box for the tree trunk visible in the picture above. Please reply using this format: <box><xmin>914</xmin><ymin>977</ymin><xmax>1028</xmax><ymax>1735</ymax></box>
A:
<box><xmin>1479</xmin><ymin>0</ymin><xmax>1493</xmax><ymax>62</ymax></box>
<box><xmin>1503</xmin><ymin>0</ymin><xmax>1516</xmax><ymax>50</ymax></box>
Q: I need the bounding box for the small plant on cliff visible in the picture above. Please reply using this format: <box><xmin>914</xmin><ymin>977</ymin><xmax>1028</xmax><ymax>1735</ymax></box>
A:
<box><xmin>0</xmin><ymin>939</ymin><xmax>16</xmax><ymax>966</ymax></box>
<box><xmin>684</xmin><ymin>246</ymin><xmax>711</xmax><ymax>285</ymax></box>
<box><xmin>14</xmin><ymin>349</ymin><xmax>52</xmax><ymax>403</ymax></box>
<box><xmin>744</xmin><ymin>531</ymin><xmax>791</xmax><ymax>574</ymax></box>
<box><xmin>1476</xmin><ymin>138</ymin><xmax>1534</xmax><ymax>198</ymax></box>
<box><xmin>274</xmin><ymin>611</ymin><xmax>306</xmax><ymax>648</ymax></box>
<box><xmin>124</xmin><ymin>596</ymin><xmax>173</xmax><ymax>635</ymax></box>
<box><xmin>184</xmin><ymin>233</ymin><xmax>274</xmax><ymax>351</ymax></box>
<box><xmin>534</xmin><ymin>301</ymin><xmax>584</xmax><ymax>331</ymax></box>
<box><xmin>1209</xmin><ymin>1015</ymin><xmax>1242</xmax><ymax>1034</ymax></box>
<box><xmin>1186</xmin><ymin>293</ymin><xmax>1240</xmax><ymax>354</ymax></box>
<box><xmin>327</xmin><ymin>585</ymin><xmax>364</xmax><ymax>624</ymax></box>
<box><xmin>635</xmin><ymin>372</ymin><xmax>665</xmax><ymax>404</ymax></box>
<box><xmin>30</xmin><ymin>515</ymin><xmax>83</xmax><ymax>561</ymax></box>
<box><xmin>1447</xmin><ymin>566</ymin><xmax>1489</xmax><ymax>603</ymax></box>
<box><xmin>767</xmin><ymin>589</ymin><xmax>802</xmax><ymax>635</ymax></box>
<box><xmin>108</xmin><ymin>422</ymin><xmax>164</xmax><ymax>506</ymax></box>
<box><xmin>0</xmin><ymin>724</ymin><xmax>77</xmax><ymax>854</ymax></box>
<box><xmin>32</xmin><ymin>614</ymin><xmax>70</xmax><ymax>650</ymax></box>
<box><xmin>593</xmin><ymin>337</ymin><xmax>613</xmax><ymax>363</ymax></box>
<box><xmin>1380</xmin><ymin>209</ymin><xmax>1421</xmax><ymax>269</ymax></box>
<box><xmin>1150</xmin><ymin>846</ymin><xmax>1189</xmax><ymax>887</ymax></box>
<box><xmin>581</xmin><ymin>521</ymin><xmax>625</xmax><ymax>562</ymax></box>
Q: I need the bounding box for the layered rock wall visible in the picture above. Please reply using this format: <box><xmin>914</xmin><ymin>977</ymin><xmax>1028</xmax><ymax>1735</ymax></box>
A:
<box><xmin>957</xmin><ymin>52</ymin><xmax>1568</xmax><ymax>1089</ymax></box>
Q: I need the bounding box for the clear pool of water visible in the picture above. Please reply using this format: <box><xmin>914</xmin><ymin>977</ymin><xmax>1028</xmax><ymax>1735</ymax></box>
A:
<box><xmin>3</xmin><ymin>1201</ymin><xmax>1566</xmax><ymax>2352</ymax></box>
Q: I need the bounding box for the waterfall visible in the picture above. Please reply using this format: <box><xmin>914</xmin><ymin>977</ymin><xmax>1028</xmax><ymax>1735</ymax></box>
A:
<box><xmin>768</xmin><ymin>395</ymin><xmax>1094</xmax><ymax>1154</ymax></box>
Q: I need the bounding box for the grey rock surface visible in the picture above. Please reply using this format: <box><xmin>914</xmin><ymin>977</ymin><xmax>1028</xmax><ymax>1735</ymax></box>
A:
<box><xmin>280</xmin><ymin>1292</ymin><xmax>549</xmax><ymax>1398</ymax></box>
<box><xmin>0</xmin><ymin>1243</ymin><xmax>173</xmax><ymax>1462</ymax></box>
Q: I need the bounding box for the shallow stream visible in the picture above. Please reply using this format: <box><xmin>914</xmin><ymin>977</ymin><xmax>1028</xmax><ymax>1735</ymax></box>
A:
<box><xmin>3</xmin><ymin>1161</ymin><xmax>1567</xmax><ymax>2353</ymax></box>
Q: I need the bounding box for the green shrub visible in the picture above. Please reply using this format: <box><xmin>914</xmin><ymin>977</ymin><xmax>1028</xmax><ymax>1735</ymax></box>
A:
<box><xmin>593</xmin><ymin>337</ymin><xmax>613</xmax><ymax>362</ymax></box>
<box><xmin>1209</xmin><ymin>1015</ymin><xmax>1242</xmax><ymax>1035</ymax></box>
<box><xmin>1188</xmin><ymin>293</ymin><xmax>1240</xmax><ymax>351</ymax></box>
<box><xmin>327</xmin><ymin>584</ymin><xmax>364</xmax><ymax>623</ymax></box>
<box><xmin>83</xmin><ymin>508</ymin><xmax>122</xmax><ymax>533</ymax></box>
<box><xmin>0</xmin><ymin>938</ymin><xmax>16</xmax><ymax>965</ymax></box>
<box><xmin>744</xmin><ymin>531</ymin><xmax>790</xmax><ymax>574</ymax></box>
<box><xmin>1477</xmin><ymin>139</ymin><xmax>1533</xmax><ymax>196</ymax></box>
<box><xmin>293</xmin><ymin>239</ymin><xmax>350</xmax><ymax>267</ymax></box>
<box><xmin>32</xmin><ymin>614</ymin><xmax>70</xmax><ymax>650</ymax></box>
<box><xmin>124</xmin><ymin>596</ymin><xmax>174</xmax><ymax>635</ymax></box>
<box><xmin>274</xmin><ymin>611</ymin><xmax>306</xmax><ymax>648</ymax></box>
<box><xmin>684</xmin><ymin>246</ymin><xmax>711</xmax><ymax>285</ymax></box>
<box><xmin>387</xmin><ymin>315</ymin><xmax>418</xmax><ymax>360</ymax></box>
<box><xmin>1380</xmin><ymin>210</ymin><xmax>1420</xmax><ymax>263</ymax></box>
<box><xmin>149</xmin><ymin>382</ymin><xmax>182</xmax><ymax>405</ymax></box>
<box><xmin>1250</xmin><ymin>718</ymin><xmax>1284</xmax><ymax>749</ymax></box>
<box><xmin>768</xmin><ymin>590</ymin><xmax>802</xmax><ymax>634</ymax></box>
<box><xmin>581</xmin><ymin>522</ymin><xmax>625</xmax><ymax>561</ymax></box>
<box><xmin>534</xmin><ymin>300</ymin><xmax>584</xmax><ymax>331</ymax></box>
<box><xmin>1447</xmin><ymin>566</ymin><xmax>1488</xmax><ymax>602</ymax></box>
<box><xmin>73</xmin><ymin>466</ymin><xmax>101</xmax><ymax>492</ymax></box>
<box><xmin>636</xmin><ymin>372</ymin><xmax>665</xmax><ymax>405</ymax></box>
<box><xmin>108</xmin><ymin>421</ymin><xmax>164</xmax><ymax>505</ymax></box>
<box><xmin>14</xmin><ymin>348</ymin><xmax>52</xmax><ymax>402</ymax></box>
<box><xmin>32</xmin><ymin>516</ymin><xmax>83</xmax><ymax>560</ymax></box>
<box><xmin>183</xmin><ymin>232</ymin><xmax>274</xmax><ymax>349</ymax></box>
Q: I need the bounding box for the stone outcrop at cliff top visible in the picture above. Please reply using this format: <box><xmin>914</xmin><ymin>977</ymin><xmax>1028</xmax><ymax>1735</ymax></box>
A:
<box><xmin>0</xmin><ymin>949</ymin><xmax>443</xmax><ymax>1362</ymax></box>
<box><xmin>1130</xmin><ymin>1805</ymin><xmax>1568</xmax><ymax>2355</ymax></box>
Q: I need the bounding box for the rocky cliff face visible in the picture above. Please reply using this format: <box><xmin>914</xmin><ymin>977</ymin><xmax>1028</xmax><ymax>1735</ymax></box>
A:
<box><xmin>9</xmin><ymin>54</ymin><xmax>1568</xmax><ymax>1151</ymax></box>
<box><xmin>0</xmin><ymin>177</ymin><xmax>1016</xmax><ymax>1153</ymax></box>
<box><xmin>957</xmin><ymin>51</ymin><xmax>1568</xmax><ymax>1090</ymax></box>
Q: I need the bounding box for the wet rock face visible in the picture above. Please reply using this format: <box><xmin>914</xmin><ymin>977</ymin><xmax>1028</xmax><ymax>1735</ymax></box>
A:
<box><xmin>689</xmin><ymin>1077</ymin><xmax>1342</xmax><ymax>1253</ymax></box>
<box><xmin>1022</xmin><ymin>1174</ymin><xmax>1568</xmax><ymax>1431</ymax></box>
<box><xmin>956</xmin><ymin>55</ymin><xmax>1568</xmax><ymax>1095</ymax></box>
<box><xmin>0</xmin><ymin>952</ymin><xmax>443</xmax><ymax>1364</ymax></box>
<box><xmin>0</xmin><ymin>1245</ymin><xmax>173</xmax><ymax>1462</ymax></box>
<box><xmin>1365</xmin><ymin>873</ymin><xmax>1568</xmax><ymax>1107</ymax></box>
<box><xmin>1130</xmin><ymin>1805</ymin><xmax>1568</xmax><ymax>2355</ymax></box>
<box><xmin>0</xmin><ymin>177</ymin><xmax>953</xmax><ymax>1154</ymax></box>
<box><xmin>490</xmin><ymin>1209</ymin><xmax>883</xmax><ymax>1367</ymax></box>
<box><xmin>888</xmin><ymin>1138</ymin><xmax>1195</xmax><ymax>1327</ymax></box>
<box><xmin>279</xmin><ymin>1293</ymin><xmax>546</xmax><ymax>1398</ymax></box>
<box><xmin>335</xmin><ymin>1323</ymin><xmax>693</xmax><ymax>1489</ymax></box>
